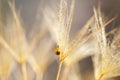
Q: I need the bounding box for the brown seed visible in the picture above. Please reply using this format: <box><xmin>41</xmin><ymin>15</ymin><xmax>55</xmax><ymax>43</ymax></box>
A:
<box><xmin>54</xmin><ymin>45</ymin><xmax>60</xmax><ymax>55</ymax></box>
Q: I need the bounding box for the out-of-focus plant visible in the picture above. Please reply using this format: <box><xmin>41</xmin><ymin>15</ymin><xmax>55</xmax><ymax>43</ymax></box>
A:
<box><xmin>0</xmin><ymin>1</ymin><xmax>55</xmax><ymax>80</ymax></box>
<box><xmin>92</xmin><ymin>7</ymin><xmax>120</xmax><ymax>80</ymax></box>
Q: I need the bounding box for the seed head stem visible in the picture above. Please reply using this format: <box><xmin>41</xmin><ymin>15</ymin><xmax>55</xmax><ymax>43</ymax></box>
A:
<box><xmin>56</xmin><ymin>62</ymin><xmax>63</xmax><ymax>80</ymax></box>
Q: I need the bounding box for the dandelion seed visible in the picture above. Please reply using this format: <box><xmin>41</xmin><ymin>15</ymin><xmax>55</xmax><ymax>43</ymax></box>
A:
<box><xmin>44</xmin><ymin>0</ymin><xmax>115</xmax><ymax>80</ymax></box>
<box><xmin>92</xmin><ymin>7</ymin><xmax>120</xmax><ymax>80</ymax></box>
